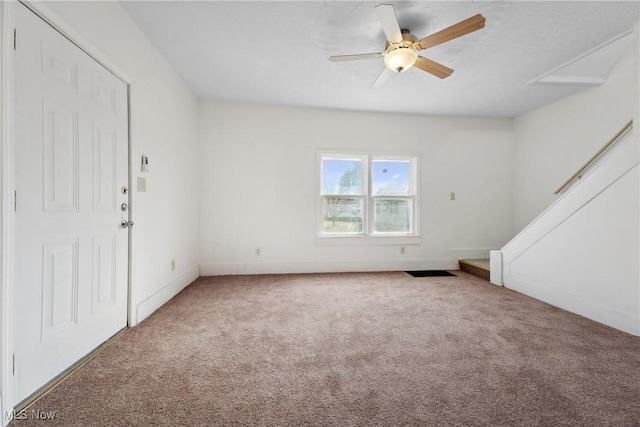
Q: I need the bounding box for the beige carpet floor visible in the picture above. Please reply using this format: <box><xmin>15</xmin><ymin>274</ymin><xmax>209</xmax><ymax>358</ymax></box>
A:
<box><xmin>11</xmin><ymin>271</ymin><xmax>640</xmax><ymax>426</ymax></box>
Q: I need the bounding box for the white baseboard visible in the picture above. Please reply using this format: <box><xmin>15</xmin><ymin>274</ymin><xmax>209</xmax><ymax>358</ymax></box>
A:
<box><xmin>506</xmin><ymin>277</ymin><xmax>640</xmax><ymax>336</ymax></box>
<box><xmin>200</xmin><ymin>259</ymin><xmax>457</xmax><ymax>276</ymax></box>
<box><xmin>135</xmin><ymin>264</ymin><xmax>200</xmax><ymax>324</ymax></box>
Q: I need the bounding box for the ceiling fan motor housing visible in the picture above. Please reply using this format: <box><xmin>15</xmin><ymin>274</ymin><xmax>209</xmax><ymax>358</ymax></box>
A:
<box><xmin>384</xmin><ymin>31</ymin><xmax>419</xmax><ymax>73</ymax></box>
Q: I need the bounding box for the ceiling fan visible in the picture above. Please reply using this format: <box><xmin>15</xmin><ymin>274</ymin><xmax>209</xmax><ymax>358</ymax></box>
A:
<box><xmin>329</xmin><ymin>4</ymin><xmax>486</xmax><ymax>88</ymax></box>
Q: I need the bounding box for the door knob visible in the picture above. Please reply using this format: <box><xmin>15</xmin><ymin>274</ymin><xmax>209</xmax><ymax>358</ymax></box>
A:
<box><xmin>121</xmin><ymin>220</ymin><xmax>134</xmax><ymax>229</ymax></box>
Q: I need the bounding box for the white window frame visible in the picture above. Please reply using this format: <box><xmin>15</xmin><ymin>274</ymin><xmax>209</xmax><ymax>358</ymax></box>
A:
<box><xmin>370</xmin><ymin>155</ymin><xmax>417</xmax><ymax>236</ymax></box>
<box><xmin>319</xmin><ymin>153</ymin><xmax>368</xmax><ymax>235</ymax></box>
<box><xmin>317</xmin><ymin>151</ymin><xmax>420</xmax><ymax>245</ymax></box>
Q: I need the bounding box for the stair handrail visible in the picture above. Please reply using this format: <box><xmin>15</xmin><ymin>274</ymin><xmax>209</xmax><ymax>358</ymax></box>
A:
<box><xmin>554</xmin><ymin>119</ymin><xmax>634</xmax><ymax>195</ymax></box>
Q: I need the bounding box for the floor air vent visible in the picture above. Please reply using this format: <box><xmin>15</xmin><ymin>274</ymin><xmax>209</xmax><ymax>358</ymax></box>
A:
<box><xmin>405</xmin><ymin>270</ymin><xmax>456</xmax><ymax>277</ymax></box>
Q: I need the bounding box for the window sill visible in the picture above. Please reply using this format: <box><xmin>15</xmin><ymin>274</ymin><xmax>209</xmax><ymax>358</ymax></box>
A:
<box><xmin>315</xmin><ymin>235</ymin><xmax>422</xmax><ymax>246</ymax></box>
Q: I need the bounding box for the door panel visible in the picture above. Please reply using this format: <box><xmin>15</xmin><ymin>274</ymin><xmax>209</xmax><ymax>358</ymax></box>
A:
<box><xmin>41</xmin><ymin>240</ymin><xmax>79</xmax><ymax>340</ymax></box>
<box><xmin>92</xmin><ymin>235</ymin><xmax>117</xmax><ymax>313</ymax></box>
<box><xmin>93</xmin><ymin>126</ymin><xmax>118</xmax><ymax>212</ymax></box>
<box><xmin>14</xmin><ymin>3</ymin><xmax>129</xmax><ymax>404</ymax></box>
<box><xmin>43</xmin><ymin>102</ymin><xmax>79</xmax><ymax>213</ymax></box>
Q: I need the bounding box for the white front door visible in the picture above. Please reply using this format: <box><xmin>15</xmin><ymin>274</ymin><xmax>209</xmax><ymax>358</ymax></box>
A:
<box><xmin>13</xmin><ymin>3</ymin><xmax>129</xmax><ymax>404</ymax></box>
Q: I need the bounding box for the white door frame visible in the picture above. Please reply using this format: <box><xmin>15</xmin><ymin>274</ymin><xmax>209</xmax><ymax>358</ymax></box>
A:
<box><xmin>0</xmin><ymin>1</ymin><xmax>137</xmax><ymax>421</ymax></box>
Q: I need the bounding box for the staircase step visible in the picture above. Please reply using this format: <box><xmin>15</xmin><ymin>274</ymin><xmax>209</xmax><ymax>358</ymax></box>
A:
<box><xmin>459</xmin><ymin>259</ymin><xmax>490</xmax><ymax>281</ymax></box>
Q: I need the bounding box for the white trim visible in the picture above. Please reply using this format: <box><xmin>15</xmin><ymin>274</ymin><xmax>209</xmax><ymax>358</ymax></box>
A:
<box><xmin>317</xmin><ymin>151</ymin><xmax>421</xmax><ymax>240</ymax></box>
<box><xmin>0</xmin><ymin>2</ymin><xmax>136</xmax><ymax>418</ymax></box>
<box><xmin>200</xmin><ymin>259</ymin><xmax>457</xmax><ymax>276</ymax></box>
<box><xmin>318</xmin><ymin>153</ymin><xmax>368</xmax><ymax>237</ymax></box>
<box><xmin>507</xmin><ymin>276</ymin><xmax>639</xmax><ymax>336</ymax></box>
<box><xmin>634</xmin><ymin>22</ymin><xmax>640</xmax><ymax>344</ymax></box>
<box><xmin>315</xmin><ymin>235</ymin><xmax>422</xmax><ymax>246</ymax></box>
<box><xmin>135</xmin><ymin>265</ymin><xmax>200</xmax><ymax>323</ymax></box>
<box><xmin>18</xmin><ymin>1</ymin><xmax>133</xmax><ymax>84</ymax></box>
<box><xmin>370</xmin><ymin>155</ymin><xmax>419</xmax><ymax>236</ymax></box>
<box><xmin>0</xmin><ymin>1</ymin><xmax>17</xmax><ymax>423</ymax></box>
<box><xmin>127</xmin><ymin>83</ymin><xmax>138</xmax><ymax>327</ymax></box>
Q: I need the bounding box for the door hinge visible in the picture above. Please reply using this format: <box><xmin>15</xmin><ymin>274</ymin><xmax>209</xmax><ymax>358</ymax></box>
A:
<box><xmin>14</xmin><ymin>191</ymin><xmax>16</xmax><ymax>211</ymax></box>
<box><xmin>13</xmin><ymin>28</ymin><xmax>16</xmax><ymax>50</ymax></box>
<box><xmin>12</xmin><ymin>353</ymin><xmax>15</xmax><ymax>375</ymax></box>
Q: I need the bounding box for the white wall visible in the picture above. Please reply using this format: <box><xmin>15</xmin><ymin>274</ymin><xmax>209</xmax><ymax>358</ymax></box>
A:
<box><xmin>199</xmin><ymin>101</ymin><xmax>515</xmax><ymax>275</ymax></box>
<box><xmin>502</xmin><ymin>131</ymin><xmax>639</xmax><ymax>335</ymax></box>
<box><xmin>513</xmin><ymin>48</ymin><xmax>636</xmax><ymax>232</ymax></box>
<box><xmin>31</xmin><ymin>1</ymin><xmax>201</xmax><ymax>324</ymax></box>
<box><xmin>503</xmin><ymin>39</ymin><xmax>640</xmax><ymax>335</ymax></box>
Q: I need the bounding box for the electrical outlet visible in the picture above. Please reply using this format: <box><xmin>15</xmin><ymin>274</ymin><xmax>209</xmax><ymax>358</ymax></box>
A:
<box><xmin>171</xmin><ymin>259</ymin><xmax>175</xmax><ymax>271</ymax></box>
<box><xmin>255</xmin><ymin>247</ymin><xmax>261</xmax><ymax>256</ymax></box>
<box><xmin>400</xmin><ymin>246</ymin><xmax>406</xmax><ymax>255</ymax></box>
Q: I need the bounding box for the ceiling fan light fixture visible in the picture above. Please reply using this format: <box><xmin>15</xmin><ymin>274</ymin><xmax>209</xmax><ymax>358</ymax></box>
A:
<box><xmin>384</xmin><ymin>46</ymin><xmax>417</xmax><ymax>73</ymax></box>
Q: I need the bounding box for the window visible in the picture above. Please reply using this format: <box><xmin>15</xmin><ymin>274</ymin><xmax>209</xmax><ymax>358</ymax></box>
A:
<box><xmin>372</xmin><ymin>159</ymin><xmax>413</xmax><ymax>233</ymax></box>
<box><xmin>319</xmin><ymin>153</ymin><xmax>418</xmax><ymax>237</ymax></box>
<box><xmin>320</xmin><ymin>156</ymin><xmax>366</xmax><ymax>234</ymax></box>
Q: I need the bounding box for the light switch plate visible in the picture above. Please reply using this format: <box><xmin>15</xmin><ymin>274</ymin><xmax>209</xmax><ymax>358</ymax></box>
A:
<box><xmin>137</xmin><ymin>177</ymin><xmax>147</xmax><ymax>192</ymax></box>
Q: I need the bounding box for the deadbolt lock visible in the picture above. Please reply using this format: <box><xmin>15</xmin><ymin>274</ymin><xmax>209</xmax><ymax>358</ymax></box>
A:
<box><xmin>121</xmin><ymin>186</ymin><xmax>128</xmax><ymax>195</ymax></box>
<box><xmin>121</xmin><ymin>203</ymin><xmax>128</xmax><ymax>212</ymax></box>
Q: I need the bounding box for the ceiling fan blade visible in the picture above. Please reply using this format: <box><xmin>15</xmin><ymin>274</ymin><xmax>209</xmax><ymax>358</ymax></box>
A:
<box><xmin>414</xmin><ymin>57</ymin><xmax>454</xmax><ymax>79</ymax></box>
<box><xmin>371</xmin><ymin>67</ymin><xmax>394</xmax><ymax>89</ymax></box>
<box><xmin>417</xmin><ymin>14</ymin><xmax>486</xmax><ymax>50</ymax></box>
<box><xmin>329</xmin><ymin>53</ymin><xmax>383</xmax><ymax>62</ymax></box>
<box><xmin>375</xmin><ymin>4</ymin><xmax>403</xmax><ymax>43</ymax></box>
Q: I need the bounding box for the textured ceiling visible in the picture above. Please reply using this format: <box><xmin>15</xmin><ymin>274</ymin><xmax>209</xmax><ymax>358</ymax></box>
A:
<box><xmin>120</xmin><ymin>1</ymin><xmax>640</xmax><ymax>118</ymax></box>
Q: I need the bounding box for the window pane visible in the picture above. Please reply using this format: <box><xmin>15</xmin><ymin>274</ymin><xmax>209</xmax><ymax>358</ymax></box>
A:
<box><xmin>321</xmin><ymin>158</ymin><xmax>363</xmax><ymax>195</ymax></box>
<box><xmin>374</xmin><ymin>199</ymin><xmax>410</xmax><ymax>233</ymax></box>
<box><xmin>372</xmin><ymin>160</ymin><xmax>411</xmax><ymax>196</ymax></box>
<box><xmin>322</xmin><ymin>197</ymin><xmax>363</xmax><ymax>234</ymax></box>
